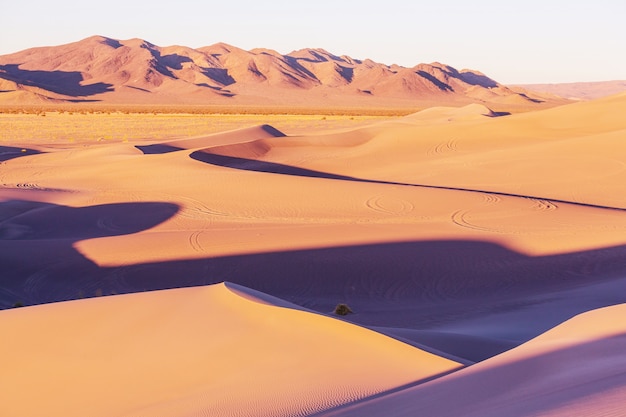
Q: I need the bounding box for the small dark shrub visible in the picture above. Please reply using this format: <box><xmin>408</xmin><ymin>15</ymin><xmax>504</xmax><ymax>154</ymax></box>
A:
<box><xmin>334</xmin><ymin>303</ymin><xmax>353</xmax><ymax>316</ymax></box>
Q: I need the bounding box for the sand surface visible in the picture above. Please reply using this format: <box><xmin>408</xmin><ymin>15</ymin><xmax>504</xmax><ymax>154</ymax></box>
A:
<box><xmin>2</xmin><ymin>93</ymin><xmax>626</xmax><ymax>415</ymax></box>
<box><xmin>0</xmin><ymin>283</ymin><xmax>460</xmax><ymax>417</ymax></box>
<box><xmin>325</xmin><ymin>303</ymin><xmax>626</xmax><ymax>417</ymax></box>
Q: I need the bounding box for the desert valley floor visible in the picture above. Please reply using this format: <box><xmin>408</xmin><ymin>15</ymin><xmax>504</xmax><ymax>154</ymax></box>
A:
<box><xmin>1</xmin><ymin>94</ymin><xmax>626</xmax><ymax>416</ymax></box>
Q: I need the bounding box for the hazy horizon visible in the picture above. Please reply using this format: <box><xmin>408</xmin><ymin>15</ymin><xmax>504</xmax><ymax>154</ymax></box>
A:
<box><xmin>1</xmin><ymin>1</ymin><xmax>624</xmax><ymax>85</ymax></box>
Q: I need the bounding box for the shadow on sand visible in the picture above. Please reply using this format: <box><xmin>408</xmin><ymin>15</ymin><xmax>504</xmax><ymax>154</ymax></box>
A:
<box><xmin>309</xmin><ymin>332</ymin><xmax>626</xmax><ymax>417</ymax></box>
<box><xmin>2</xmin><ymin>198</ymin><xmax>626</xmax><ymax>360</ymax></box>
<box><xmin>0</xmin><ymin>146</ymin><xmax>41</xmax><ymax>162</ymax></box>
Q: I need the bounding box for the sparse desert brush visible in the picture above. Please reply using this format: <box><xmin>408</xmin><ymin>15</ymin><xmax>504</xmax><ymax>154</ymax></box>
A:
<box><xmin>334</xmin><ymin>303</ymin><xmax>353</xmax><ymax>316</ymax></box>
<box><xmin>0</xmin><ymin>103</ymin><xmax>419</xmax><ymax>116</ymax></box>
<box><xmin>0</xmin><ymin>109</ymin><xmax>393</xmax><ymax>143</ymax></box>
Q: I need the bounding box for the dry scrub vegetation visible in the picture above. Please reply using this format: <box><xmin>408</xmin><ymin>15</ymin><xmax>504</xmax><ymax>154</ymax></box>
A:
<box><xmin>0</xmin><ymin>104</ymin><xmax>419</xmax><ymax>116</ymax></box>
<box><xmin>0</xmin><ymin>106</ymin><xmax>400</xmax><ymax>144</ymax></box>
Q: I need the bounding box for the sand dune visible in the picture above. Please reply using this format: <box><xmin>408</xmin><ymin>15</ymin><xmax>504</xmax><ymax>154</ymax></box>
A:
<box><xmin>211</xmin><ymin>95</ymin><xmax>626</xmax><ymax>209</ymax></box>
<box><xmin>1</xmin><ymin>92</ymin><xmax>626</xmax><ymax>415</ymax></box>
<box><xmin>0</xmin><ymin>283</ymin><xmax>461</xmax><ymax>417</ymax></box>
<box><xmin>137</xmin><ymin>124</ymin><xmax>286</xmax><ymax>154</ymax></box>
<box><xmin>325</xmin><ymin>303</ymin><xmax>626</xmax><ymax>417</ymax></box>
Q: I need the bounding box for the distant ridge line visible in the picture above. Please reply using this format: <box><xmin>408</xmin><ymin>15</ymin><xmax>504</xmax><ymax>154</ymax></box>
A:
<box><xmin>0</xmin><ymin>35</ymin><xmax>568</xmax><ymax>109</ymax></box>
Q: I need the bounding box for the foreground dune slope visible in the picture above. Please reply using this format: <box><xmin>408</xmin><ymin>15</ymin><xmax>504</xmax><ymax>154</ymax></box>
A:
<box><xmin>0</xmin><ymin>283</ymin><xmax>461</xmax><ymax>417</ymax></box>
<box><xmin>323</xmin><ymin>303</ymin><xmax>626</xmax><ymax>417</ymax></box>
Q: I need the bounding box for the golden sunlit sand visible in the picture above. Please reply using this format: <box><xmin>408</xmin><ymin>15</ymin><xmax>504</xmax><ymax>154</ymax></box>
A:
<box><xmin>1</xmin><ymin>92</ymin><xmax>626</xmax><ymax>416</ymax></box>
<box><xmin>0</xmin><ymin>283</ymin><xmax>461</xmax><ymax>417</ymax></box>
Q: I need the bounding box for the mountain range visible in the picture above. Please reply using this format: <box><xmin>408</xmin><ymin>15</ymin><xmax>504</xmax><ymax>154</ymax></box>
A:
<box><xmin>513</xmin><ymin>80</ymin><xmax>626</xmax><ymax>101</ymax></box>
<box><xmin>0</xmin><ymin>36</ymin><xmax>564</xmax><ymax>108</ymax></box>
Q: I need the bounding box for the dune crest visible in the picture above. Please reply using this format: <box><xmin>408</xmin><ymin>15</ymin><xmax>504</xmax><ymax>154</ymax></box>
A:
<box><xmin>136</xmin><ymin>124</ymin><xmax>285</xmax><ymax>154</ymax></box>
<box><xmin>402</xmin><ymin>103</ymin><xmax>497</xmax><ymax>123</ymax></box>
<box><xmin>326</xmin><ymin>303</ymin><xmax>626</xmax><ymax>417</ymax></box>
<box><xmin>0</xmin><ymin>283</ymin><xmax>462</xmax><ymax>417</ymax></box>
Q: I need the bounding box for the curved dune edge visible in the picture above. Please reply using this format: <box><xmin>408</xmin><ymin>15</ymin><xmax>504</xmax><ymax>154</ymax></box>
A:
<box><xmin>191</xmin><ymin>104</ymin><xmax>499</xmax><ymax>168</ymax></box>
<box><xmin>191</xmin><ymin>103</ymin><xmax>499</xmax><ymax>163</ymax></box>
<box><xmin>0</xmin><ymin>283</ymin><xmax>462</xmax><ymax>417</ymax></box>
<box><xmin>193</xmin><ymin>93</ymin><xmax>626</xmax><ymax>210</ymax></box>
<box><xmin>162</xmin><ymin>124</ymin><xmax>286</xmax><ymax>150</ymax></box>
<box><xmin>223</xmin><ymin>281</ymin><xmax>312</xmax><ymax>310</ymax></box>
<box><xmin>323</xmin><ymin>303</ymin><xmax>626</xmax><ymax>417</ymax></box>
<box><xmin>162</xmin><ymin>124</ymin><xmax>285</xmax><ymax>149</ymax></box>
<box><xmin>401</xmin><ymin>103</ymin><xmax>497</xmax><ymax>123</ymax></box>
<box><xmin>135</xmin><ymin>124</ymin><xmax>286</xmax><ymax>155</ymax></box>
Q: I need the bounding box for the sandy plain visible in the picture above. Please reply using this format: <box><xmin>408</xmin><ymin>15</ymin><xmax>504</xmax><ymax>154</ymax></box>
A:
<box><xmin>1</xmin><ymin>94</ymin><xmax>626</xmax><ymax>416</ymax></box>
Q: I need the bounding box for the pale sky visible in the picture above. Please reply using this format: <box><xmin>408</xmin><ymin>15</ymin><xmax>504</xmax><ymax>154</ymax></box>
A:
<box><xmin>1</xmin><ymin>0</ymin><xmax>624</xmax><ymax>84</ymax></box>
